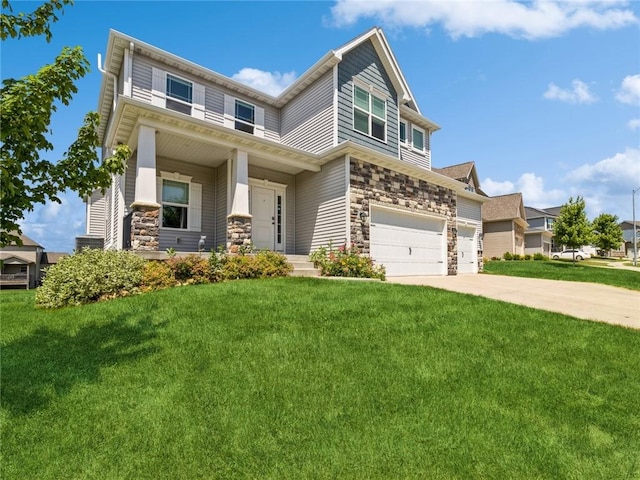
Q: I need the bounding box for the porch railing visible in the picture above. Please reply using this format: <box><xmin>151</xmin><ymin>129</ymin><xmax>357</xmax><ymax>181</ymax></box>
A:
<box><xmin>0</xmin><ymin>273</ymin><xmax>29</xmax><ymax>284</ymax></box>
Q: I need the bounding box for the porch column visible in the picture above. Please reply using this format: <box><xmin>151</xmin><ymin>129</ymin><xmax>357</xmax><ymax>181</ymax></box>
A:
<box><xmin>130</xmin><ymin>124</ymin><xmax>160</xmax><ymax>251</ymax></box>
<box><xmin>227</xmin><ymin>150</ymin><xmax>252</xmax><ymax>251</ymax></box>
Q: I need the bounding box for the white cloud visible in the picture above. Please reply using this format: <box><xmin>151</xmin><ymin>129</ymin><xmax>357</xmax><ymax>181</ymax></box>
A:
<box><xmin>20</xmin><ymin>190</ymin><xmax>86</xmax><ymax>253</ymax></box>
<box><xmin>628</xmin><ymin>118</ymin><xmax>640</xmax><ymax>130</ymax></box>
<box><xmin>543</xmin><ymin>79</ymin><xmax>597</xmax><ymax>104</ymax></box>
<box><xmin>329</xmin><ymin>0</ymin><xmax>638</xmax><ymax>40</ymax></box>
<box><xmin>570</xmin><ymin>147</ymin><xmax>640</xmax><ymax>193</ymax></box>
<box><xmin>482</xmin><ymin>173</ymin><xmax>565</xmax><ymax>206</ymax></box>
<box><xmin>615</xmin><ymin>74</ymin><xmax>640</xmax><ymax>105</ymax></box>
<box><xmin>231</xmin><ymin>68</ymin><xmax>297</xmax><ymax>96</ymax></box>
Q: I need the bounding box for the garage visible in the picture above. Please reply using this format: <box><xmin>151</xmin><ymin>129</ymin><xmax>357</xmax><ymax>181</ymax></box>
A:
<box><xmin>369</xmin><ymin>207</ymin><xmax>446</xmax><ymax>276</ymax></box>
<box><xmin>457</xmin><ymin>225</ymin><xmax>477</xmax><ymax>274</ymax></box>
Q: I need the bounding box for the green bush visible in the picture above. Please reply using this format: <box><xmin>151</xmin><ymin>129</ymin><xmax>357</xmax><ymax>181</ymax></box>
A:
<box><xmin>310</xmin><ymin>244</ymin><xmax>385</xmax><ymax>280</ymax></box>
<box><xmin>35</xmin><ymin>248</ymin><xmax>146</xmax><ymax>308</ymax></box>
<box><xmin>524</xmin><ymin>254</ymin><xmax>532</xmax><ymax>261</ymax></box>
<box><xmin>220</xmin><ymin>250</ymin><xmax>292</xmax><ymax>280</ymax></box>
<box><xmin>512</xmin><ymin>254</ymin><xmax>522</xmax><ymax>261</ymax></box>
<box><xmin>167</xmin><ymin>254</ymin><xmax>212</xmax><ymax>284</ymax></box>
<box><xmin>533</xmin><ymin>253</ymin><xmax>548</xmax><ymax>261</ymax></box>
<box><xmin>503</xmin><ymin>252</ymin><xmax>513</xmax><ymax>261</ymax></box>
<box><xmin>141</xmin><ymin>260</ymin><xmax>177</xmax><ymax>292</ymax></box>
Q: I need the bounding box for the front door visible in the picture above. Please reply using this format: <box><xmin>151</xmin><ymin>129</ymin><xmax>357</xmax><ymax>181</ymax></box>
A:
<box><xmin>251</xmin><ymin>186</ymin><xmax>275</xmax><ymax>250</ymax></box>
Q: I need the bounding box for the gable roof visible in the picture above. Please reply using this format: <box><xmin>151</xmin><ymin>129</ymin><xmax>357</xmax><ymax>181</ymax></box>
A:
<box><xmin>525</xmin><ymin>206</ymin><xmax>552</xmax><ymax>219</ymax></box>
<box><xmin>483</xmin><ymin>193</ymin><xmax>527</xmax><ymax>224</ymax></box>
<box><xmin>542</xmin><ymin>206</ymin><xmax>563</xmax><ymax>216</ymax></box>
<box><xmin>1</xmin><ymin>232</ymin><xmax>42</xmax><ymax>248</ymax></box>
<box><xmin>0</xmin><ymin>253</ymin><xmax>32</xmax><ymax>264</ymax></box>
<box><xmin>434</xmin><ymin>161</ymin><xmax>479</xmax><ymax>184</ymax></box>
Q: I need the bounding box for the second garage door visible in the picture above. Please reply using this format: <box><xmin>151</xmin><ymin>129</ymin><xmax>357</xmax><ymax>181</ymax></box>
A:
<box><xmin>369</xmin><ymin>207</ymin><xmax>446</xmax><ymax>276</ymax></box>
<box><xmin>457</xmin><ymin>225</ymin><xmax>477</xmax><ymax>274</ymax></box>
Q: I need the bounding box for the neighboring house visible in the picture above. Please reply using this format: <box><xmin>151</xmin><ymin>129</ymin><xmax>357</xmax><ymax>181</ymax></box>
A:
<box><xmin>433</xmin><ymin>162</ymin><xmax>484</xmax><ymax>273</ymax></box>
<box><xmin>524</xmin><ymin>206</ymin><xmax>556</xmax><ymax>256</ymax></box>
<box><xmin>0</xmin><ymin>233</ymin><xmax>66</xmax><ymax>289</ymax></box>
<box><xmin>482</xmin><ymin>193</ymin><xmax>528</xmax><ymax>259</ymax></box>
<box><xmin>619</xmin><ymin>221</ymin><xmax>640</xmax><ymax>259</ymax></box>
<box><xmin>83</xmin><ymin>27</ymin><xmax>488</xmax><ymax>276</ymax></box>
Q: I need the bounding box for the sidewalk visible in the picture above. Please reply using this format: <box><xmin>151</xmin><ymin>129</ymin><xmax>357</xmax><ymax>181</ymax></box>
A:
<box><xmin>387</xmin><ymin>274</ymin><xmax>640</xmax><ymax>330</ymax></box>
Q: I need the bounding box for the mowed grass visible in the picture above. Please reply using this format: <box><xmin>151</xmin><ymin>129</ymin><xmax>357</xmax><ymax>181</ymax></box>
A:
<box><xmin>484</xmin><ymin>260</ymin><xmax>640</xmax><ymax>291</ymax></box>
<box><xmin>2</xmin><ymin>278</ymin><xmax>639</xmax><ymax>479</ymax></box>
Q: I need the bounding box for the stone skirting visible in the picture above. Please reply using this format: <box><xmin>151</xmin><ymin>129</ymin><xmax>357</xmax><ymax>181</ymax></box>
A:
<box><xmin>227</xmin><ymin>215</ymin><xmax>252</xmax><ymax>251</ymax></box>
<box><xmin>131</xmin><ymin>207</ymin><xmax>160</xmax><ymax>251</ymax></box>
<box><xmin>349</xmin><ymin>158</ymin><xmax>459</xmax><ymax>275</ymax></box>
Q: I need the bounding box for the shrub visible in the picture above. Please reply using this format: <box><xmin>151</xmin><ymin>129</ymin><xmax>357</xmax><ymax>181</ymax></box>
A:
<box><xmin>310</xmin><ymin>244</ymin><xmax>385</xmax><ymax>280</ymax></box>
<box><xmin>35</xmin><ymin>248</ymin><xmax>146</xmax><ymax>308</ymax></box>
<box><xmin>220</xmin><ymin>250</ymin><xmax>292</xmax><ymax>280</ymax></box>
<box><xmin>524</xmin><ymin>254</ymin><xmax>532</xmax><ymax>261</ymax></box>
<box><xmin>503</xmin><ymin>252</ymin><xmax>513</xmax><ymax>261</ymax></box>
<box><xmin>533</xmin><ymin>253</ymin><xmax>548</xmax><ymax>261</ymax></box>
<box><xmin>141</xmin><ymin>260</ymin><xmax>176</xmax><ymax>292</ymax></box>
<box><xmin>167</xmin><ymin>254</ymin><xmax>212</xmax><ymax>285</ymax></box>
<box><xmin>512</xmin><ymin>254</ymin><xmax>522</xmax><ymax>261</ymax></box>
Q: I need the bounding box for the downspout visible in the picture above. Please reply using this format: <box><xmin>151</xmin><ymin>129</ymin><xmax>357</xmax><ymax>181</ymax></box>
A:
<box><xmin>98</xmin><ymin>53</ymin><xmax>117</xmax><ymax>113</ymax></box>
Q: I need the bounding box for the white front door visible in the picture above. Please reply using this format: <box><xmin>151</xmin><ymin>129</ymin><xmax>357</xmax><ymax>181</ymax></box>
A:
<box><xmin>251</xmin><ymin>186</ymin><xmax>275</xmax><ymax>250</ymax></box>
<box><xmin>457</xmin><ymin>225</ymin><xmax>477</xmax><ymax>274</ymax></box>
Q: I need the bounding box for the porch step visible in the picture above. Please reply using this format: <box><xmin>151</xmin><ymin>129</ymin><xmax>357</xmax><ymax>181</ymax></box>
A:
<box><xmin>286</xmin><ymin>255</ymin><xmax>321</xmax><ymax>278</ymax></box>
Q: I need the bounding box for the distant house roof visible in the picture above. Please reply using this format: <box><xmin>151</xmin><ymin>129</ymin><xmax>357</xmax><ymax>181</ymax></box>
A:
<box><xmin>483</xmin><ymin>193</ymin><xmax>527</xmax><ymax>225</ymax></box>
<box><xmin>525</xmin><ymin>206</ymin><xmax>555</xmax><ymax>220</ymax></box>
<box><xmin>433</xmin><ymin>161</ymin><xmax>483</xmax><ymax>194</ymax></box>
<box><xmin>620</xmin><ymin>220</ymin><xmax>640</xmax><ymax>230</ymax></box>
<box><xmin>41</xmin><ymin>252</ymin><xmax>68</xmax><ymax>265</ymax></box>
<box><xmin>541</xmin><ymin>206</ymin><xmax>563</xmax><ymax>216</ymax></box>
<box><xmin>1</xmin><ymin>232</ymin><xmax>42</xmax><ymax>248</ymax></box>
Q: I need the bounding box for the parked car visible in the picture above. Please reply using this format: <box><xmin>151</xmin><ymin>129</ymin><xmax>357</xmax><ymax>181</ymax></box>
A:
<box><xmin>552</xmin><ymin>249</ymin><xmax>591</xmax><ymax>261</ymax></box>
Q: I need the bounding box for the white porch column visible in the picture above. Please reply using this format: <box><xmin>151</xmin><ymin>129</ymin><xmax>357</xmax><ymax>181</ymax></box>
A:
<box><xmin>229</xmin><ymin>150</ymin><xmax>250</xmax><ymax>216</ymax></box>
<box><xmin>132</xmin><ymin>124</ymin><xmax>159</xmax><ymax>208</ymax></box>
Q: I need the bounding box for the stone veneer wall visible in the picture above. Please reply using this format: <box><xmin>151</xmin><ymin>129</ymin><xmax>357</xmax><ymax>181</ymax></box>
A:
<box><xmin>131</xmin><ymin>207</ymin><xmax>160</xmax><ymax>251</ymax></box>
<box><xmin>227</xmin><ymin>215</ymin><xmax>252</xmax><ymax>251</ymax></box>
<box><xmin>349</xmin><ymin>158</ymin><xmax>458</xmax><ymax>275</ymax></box>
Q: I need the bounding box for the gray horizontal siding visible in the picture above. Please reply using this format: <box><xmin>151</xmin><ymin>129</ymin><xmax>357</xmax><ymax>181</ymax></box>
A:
<box><xmin>249</xmin><ymin>166</ymin><xmax>295</xmax><ymax>253</ymax></box>
<box><xmin>124</xmin><ymin>154</ymin><xmax>136</xmax><ymax>209</ymax></box>
<box><xmin>131</xmin><ymin>55</ymin><xmax>153</xmax><ymax>103</ymax></box>
<box><xmin>400</xmin><ymin>146</ymin><xmax>429</xmax><ymax>169</ymax></box>
<box><xmin>337</xmin><ymin>40</ymin><xmax>398</xmax><ymax>157</ymax></box>
<box><xmin>458</xmin><ymin>197</ymin><xmax>483</xmax><ymax>251</ymax></box>
<box><xmin>156</xmin><ymin>157</ymin><xmax>216</xmax><ymax>252</ymax></box>
<box><xmin>281</xmin><ymin>70</ymin><xmax>334</xmax><ymax>153</ymax></box>
<box><xmin>215</xmin><ymin>162</ymin><xmax>227</xmax><ymax>250</ymax></box>
<box><xmin>205</xmin><ymin>87</ymin><xmax>224</xmax><ymax>124</ymax></box>
<box><xmin>88</xmin><ymin>191</ymin><xmax>106</xmax><ymax>237</ymax></box>
<box><xmin>295</xmin><ymin>157</ymin><xmax>347</xmax><ymax>254</ymax></box>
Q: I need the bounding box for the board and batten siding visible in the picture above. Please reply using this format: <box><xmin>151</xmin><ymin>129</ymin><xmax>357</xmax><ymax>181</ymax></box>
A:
<box><xmin>130</xmin><ymin>53</ymin><xmax>280</xmax><ymax>141</ymax></box>
<box><xmin>295</xmin><ymin>157</ymin><xmax>348</xmax><ymax>254</ymax></box>
<box><xmin>337</xmin><ymin>40</ymin><xmax>399</xmax><ymax>158</ymax></box>
<box><xmin>87</xmin><ymin>190</ymin><xmax>106</xmax><ymax>237</ymax></box>
<box><xmin>280</xmin><ymin>70</ymin><xmax>334</xmax><ymax>153</ymax></box>
<box><xmin>457</xmin><ymin>196</ymin><xmax>483</xmax><ymax>251</ymax></box>
<box><xmin>155</xmin><ymin>157</ymin><xmax>216</xmax><ymax>252</ymax></box>
<box><xmin>248</xmin><ymin>165</ymin><xmax>295</xmax><ymax>253</ymax></box>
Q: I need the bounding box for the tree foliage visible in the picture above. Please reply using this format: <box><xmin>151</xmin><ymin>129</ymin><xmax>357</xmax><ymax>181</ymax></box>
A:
<box><xmin>0</xmin><ymin>1</ymin><xmax>131</xmax><ymax>247</ymax></box>
<box><xmin>591</xmin><ymin>213</ymin><xmax>623</xmax><ymax>256</ymax></box>
<box><xmin>553</xmin><ymin>196</ymin><xmax>592</xmax><ymax>263</ymax></box>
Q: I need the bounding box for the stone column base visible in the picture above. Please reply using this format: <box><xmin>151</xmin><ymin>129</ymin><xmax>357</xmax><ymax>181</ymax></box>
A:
<box><xmin>227</xmin><ymin>214</ymin><xmax>252</xmax><ymax>251</ymax></box>
<box><xmin>131</xmin><ymin>204</ymin><xmax>160</xmax><ymax>251</ymax></box>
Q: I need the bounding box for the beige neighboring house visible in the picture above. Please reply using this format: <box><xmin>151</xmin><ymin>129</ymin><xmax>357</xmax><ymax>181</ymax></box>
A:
<box><xmin>482</xmin><ymin>193</ymin><xmax>528</xmax><ymax>259</ymax></box>
<box><xmin>0</xmin><ymin>233</ymin><xmax>66</xmax><ymax>289</ymax></box>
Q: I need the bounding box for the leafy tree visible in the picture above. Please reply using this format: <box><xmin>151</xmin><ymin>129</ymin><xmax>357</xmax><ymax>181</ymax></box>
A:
<box><xmin>553</xmin><ymin>196</ymin><xmax>593</xmax><ymax>264</ymax></box>
<box><xmin>0</xmin><ymin>0</ymin><xmax>131</xmax><ymax>247</ymax></box>
<box><xmin>591</xmin><ymin>213</ymin><xmax>624</xmax><ymax>256</ymax></box>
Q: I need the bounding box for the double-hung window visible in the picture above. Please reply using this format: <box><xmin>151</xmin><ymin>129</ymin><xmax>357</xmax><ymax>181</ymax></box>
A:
<box><xmin>235</xmin><ymin>99</ymin><xmax>255</xmax><ymax>134</ymax></box>
<box><xmin>353</xmin><ymin>84</ymin><xmax>386</xmax><ymax>142</ymax></box>
<box><xmin>399</xmin><ymin>121</ymin><xmax>407</xmax><ymax>144</ymax></box>
<box><xmin>412</xmin><ymin>125</ymin><xmax>425</xmax><ymax>152</ymax></box>
<box><xmin>161</xmin><ymin>179</ymin><xmax>190</xmax><ymax>229</ymax></box>
<box><xmin>165</xmin><ymin>74</ymin><xmax>193</xmax><ymax>115</ymax></box>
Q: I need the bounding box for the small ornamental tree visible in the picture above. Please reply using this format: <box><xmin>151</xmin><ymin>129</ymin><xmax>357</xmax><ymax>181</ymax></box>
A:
<box><xmin>553</xmin><ymin>196</ymin><xmax>593</xmax><ymax>264</ymax></box>
<box><xmin>591</xmin><ymin>213</ymin><xmax>624</xmax><ymax>257</ymax></box>
<box><xmin>0</xmin><ymin>0</ymin><xmax>131</xmax><ymax>247</ymax></box>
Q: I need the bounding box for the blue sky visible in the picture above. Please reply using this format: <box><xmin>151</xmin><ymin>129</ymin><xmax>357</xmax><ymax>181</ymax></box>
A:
<box><xmin>3</xmin><ymin>0</ymin><xmax>639</xmax><ymax>252</ymax></box>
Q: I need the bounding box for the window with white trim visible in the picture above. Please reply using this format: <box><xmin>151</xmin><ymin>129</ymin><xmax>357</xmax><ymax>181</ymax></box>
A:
<box><xmin>399</xmin><ymin>121</ymin><xmax>407</xmax><ymax>144</ymax></box>
<box><xmin>353</xmin><ymin>84</ymin><xmax>386</xmax><ymax>142</ymax></box>
<box><xmin>412</xmin><ymin>125</ymin><xmax>425</xmax><ymax>152</ymax></box>
<box><xmin>235</xmin><ymin>99</ymin><xmax>255</xmax><ymax>134</ymax></box>
<box><xmin>158</xmin><ymin>173</ymin><xmax>202</xmax><ymax>232</ymax></box>
<box><xmin>165</xmin><ymin>74</ymin><xmax>193</xmax><ymax>115</ymax></box>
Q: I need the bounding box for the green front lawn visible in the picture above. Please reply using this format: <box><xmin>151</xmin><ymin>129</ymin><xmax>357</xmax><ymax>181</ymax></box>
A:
<box><xmin>2</xmin><ymin>279</ymin><xmax>639</xmax><ymax>479</ymax></box>
<box><xmin>484</xmin><ymin>260</ymin><xmax>640</xmax><ymax>290</ymax></box>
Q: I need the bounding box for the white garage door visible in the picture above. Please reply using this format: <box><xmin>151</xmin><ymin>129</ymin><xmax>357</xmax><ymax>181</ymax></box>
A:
<box><xmin>370</xmin><ymin>207</ymin><xmax>446</xmax><ymax>276</ymax></box>
<box><xmin>457</xmin><ymin>225</ymin><xmax>477</xmax><ymax>274</ymax></box>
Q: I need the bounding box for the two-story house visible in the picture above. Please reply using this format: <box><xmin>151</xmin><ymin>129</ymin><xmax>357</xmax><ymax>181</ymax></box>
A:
<box><xmin>524</xmin><ymin>206</ymin><xmax>556</xmax><ymax>256</ymax></box>
<box><xmin>83</xmin><ymin>27</ymin><xmax>487</xmax><ymax>276</ymax></box>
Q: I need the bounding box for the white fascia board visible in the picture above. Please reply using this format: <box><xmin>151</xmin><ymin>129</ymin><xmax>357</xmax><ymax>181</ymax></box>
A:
<box><xmin>400</xmin><ymin>105</ymin><xmax>441</xmax><ymax>132</ymax></box>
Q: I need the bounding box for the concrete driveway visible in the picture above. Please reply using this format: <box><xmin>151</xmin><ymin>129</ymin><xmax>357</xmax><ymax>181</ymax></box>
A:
<box><xmin>387</xmin><ymin>274</ymin><xmax>640</xmax><ymax>330</ymax></box>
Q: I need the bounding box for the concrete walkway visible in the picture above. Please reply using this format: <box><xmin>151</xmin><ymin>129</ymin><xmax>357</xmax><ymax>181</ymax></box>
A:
<box><xmin>387</xmin><ymin>274</ymin><xmax>640</xmax><ymax>330</ymax></box>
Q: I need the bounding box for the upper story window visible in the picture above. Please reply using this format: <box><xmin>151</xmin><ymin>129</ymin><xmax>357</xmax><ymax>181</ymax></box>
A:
<box><xmin>546</xmin><ymin>217</ymin><xmax>555</xmax><ymax>230</ymax></box>
<box><xmin>353</xmin><ymin>84</ymin><xmax>386</xmax><ymax>142</ymax></box>
<box><xmin>412</xmin><ymin>125</ymin><xmax>425</xmax><ymax>152</ymax></box>
<box><xmin>235</xmin><ymin>99</ymin><xmax>255</xmax><ymax>134</ymax></box>
<box><xmin>399</xmin><ymin>121</ymin><xmax>407</xmax><ymax>144</ymax></box>
<box><xmin>165</xmin><ymin>74</ymin><xmax>193</xmax><ymax>115</ymax></box>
